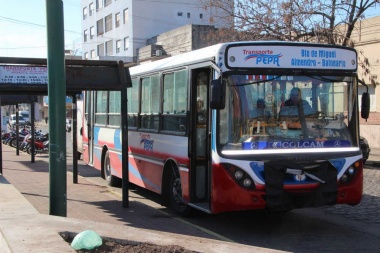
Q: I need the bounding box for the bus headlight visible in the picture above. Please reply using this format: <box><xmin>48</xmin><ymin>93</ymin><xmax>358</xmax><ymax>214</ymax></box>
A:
<box><xmin>243</xmin><ymin>178</ymin><xmax>252</xmax><ymax>188</ymax></box>
<box><xmin>339</xmin><ymin>162</ymin><xmax>359</xmax><ymax>184</ymax></box>
<box><xmin>234</xmin><ymin>171</ymin><xmax>244</xmax><ymax>180</ymax></box>
<box><xmin>222</xmin><ymin>163</ymin><xmax>255</xmax><ymax>190</ymax></box>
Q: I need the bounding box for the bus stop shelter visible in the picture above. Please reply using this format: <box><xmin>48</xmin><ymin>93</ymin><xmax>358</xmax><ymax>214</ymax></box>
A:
<box><xmin>0</xmin><ymin>57</ymin><xmax>132</xmax><ymax>213</ymax></box>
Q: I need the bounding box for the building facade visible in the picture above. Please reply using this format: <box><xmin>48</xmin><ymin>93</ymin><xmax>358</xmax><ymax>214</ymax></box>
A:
<box><xmin>80</xmin><ymin>1</ymin><xmax>379</xmax><ymax>147</ymax></box>
<box><xmin>352</xmin><ymin>15</ymin><xmax>380</xmax><ymax>147</ymax></box>
<box><xmin>81</xmin><ymin>0</ymin><xmax>229</xmax><ymax>62</ymax></box>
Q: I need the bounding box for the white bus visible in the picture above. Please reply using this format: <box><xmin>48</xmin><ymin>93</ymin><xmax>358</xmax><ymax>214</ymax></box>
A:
<box><xmin>80</xmin><ymin>41</ymin><xmax>366</xmax><ymax>215</ymax></box>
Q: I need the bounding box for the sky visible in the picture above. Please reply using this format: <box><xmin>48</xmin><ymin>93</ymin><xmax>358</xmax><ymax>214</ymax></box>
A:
<box><xmin>0</xmin><ymin>1</ymin><xmax>379</xmax><ymax>59</ymax></box>
<box><xmin>0</xmin><ymin>0</ymin><xmax>81</xmax><ymax>58</ymax></box>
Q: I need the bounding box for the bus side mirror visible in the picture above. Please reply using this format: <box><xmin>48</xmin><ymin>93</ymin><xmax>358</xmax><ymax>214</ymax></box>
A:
<box><xmin>210</xmin><ymin>79</ymin><xmax>226</xmax><ymax>109</ymax></box>
<box><xmin>361</xmin><ymin>92</ymin><xmax>370</xmax><ymax>120</ymax></box>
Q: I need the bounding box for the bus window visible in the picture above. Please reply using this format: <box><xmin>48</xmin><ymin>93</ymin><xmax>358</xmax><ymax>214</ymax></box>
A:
<box><xmin>109</xmin><ymin>91</ymin><xmax>121</xmax><ymax>126</ymax></box>
<box><xmin>128</xmin><ymin>79</ymin><xmax>139</xmax><ymax>127</ymax></box>
<box><xmin>162</xmin><ymin>70</ymin><xmax>188</xmax><ymax>133</ymax></box>
<box><xmin>140</xmin><ymin>75</ymin><xmax>160</xmax><ymax>130</ymax></box>
<box><xmin>95</xmin><ymin>91</ymin><xmax>107</xmax><ymax>125</ymax></box>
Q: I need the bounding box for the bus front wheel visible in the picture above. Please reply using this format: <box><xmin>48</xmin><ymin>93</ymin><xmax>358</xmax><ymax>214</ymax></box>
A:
<box><xmin>169</xmin><ymin>168</ymin><xmax>193</xmax><ymax>216</ymax></box>
<box><xmin>103</xmin><ymin>150</ymin><xmax>119</xmax><ymax>186</ymax></box>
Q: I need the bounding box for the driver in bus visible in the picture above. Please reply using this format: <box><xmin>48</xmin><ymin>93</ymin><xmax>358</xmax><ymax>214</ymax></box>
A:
<box><xmin>279</xmin><ymin>87</ymin><xmax>317</xmax><ymax>117</ymax></box>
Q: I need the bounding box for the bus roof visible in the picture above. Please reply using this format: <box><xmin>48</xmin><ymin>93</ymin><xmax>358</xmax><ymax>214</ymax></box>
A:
<box><xmin>129</xmin><ymin>41</ymin><xmax>357</xmax><ymax>76</ymax></box>
<box><xmin>129</xmin><ymin>43</ymin><xmax>226</xmax><ymax>76</ymax></box>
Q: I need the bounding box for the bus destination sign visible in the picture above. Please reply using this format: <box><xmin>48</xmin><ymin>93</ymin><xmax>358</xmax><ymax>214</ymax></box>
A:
<box><xmin>226</xmin><ymin>45</ymin><xmax>357</xmax><ymax>70</ymax></box>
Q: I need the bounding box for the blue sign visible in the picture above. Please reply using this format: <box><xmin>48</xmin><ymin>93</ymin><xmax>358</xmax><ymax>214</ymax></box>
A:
<box><xmin>242</xmin><ymin>140</ymin><xmax>352</xmax><ymax>150</ymax></box>
<box><xmin>44</xmin><ymin>96</ymin><xmax>72</xmax><ymax>105</ymax></box>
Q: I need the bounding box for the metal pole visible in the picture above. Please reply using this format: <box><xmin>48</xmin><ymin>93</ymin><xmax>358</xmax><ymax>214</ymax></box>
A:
<box><xmin>0</xmin><ymin>96</ymin><xmax>2</xmax><ymax>174</ymax></box>
<box><xmin>31</xmin><ymin>100</ymin><xmax>35</xmax><ymax>163</ymax></box>
<box><xmin>16</xmin><ymin>104</ymin><xmax>19</xmax><ymax>156</ymax></box>
<box><xmin>46</xmin><ymin>0</ymin><xmax>67</xmax><ymax>217</ymax></box>
<box><xmin>72</xmin><ymin>94</ymin><xmax>78</xmax><ymax>184</ymax></box>
<box><xmin>118</xmin><ymin>61</ymin><xmax>129</xmax><ymax>208</ymax></box>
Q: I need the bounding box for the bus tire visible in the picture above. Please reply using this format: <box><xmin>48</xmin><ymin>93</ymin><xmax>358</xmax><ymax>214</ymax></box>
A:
<box><xmin>169</xmin><ymin>167</ymin><xmax>193</xmax><ymax>217</ymax></box>
<box><xmin>103</xmin><ymin>150</ymin><xmax>119</xmax><ymax>186</ymax></box>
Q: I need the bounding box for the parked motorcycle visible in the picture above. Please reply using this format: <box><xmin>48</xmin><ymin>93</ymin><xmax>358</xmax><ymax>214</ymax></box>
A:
<box><xmin>27</xmin><ymin>132</ymin><xmax>49</xmax><ymax>155</ymax></box>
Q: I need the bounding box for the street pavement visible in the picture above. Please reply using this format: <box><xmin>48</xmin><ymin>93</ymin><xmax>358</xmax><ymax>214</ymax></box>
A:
<box><xmin>0</xmin><ymin>142</ymin><xmax>286</xmax><ymax>253</ymax></box>
<box><xmin>0</xmin><ymin>140</ymin><xmax>379</xmax><ymax>252</ymax></box>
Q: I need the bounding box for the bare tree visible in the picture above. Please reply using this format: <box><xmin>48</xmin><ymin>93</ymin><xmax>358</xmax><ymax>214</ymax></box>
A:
<box><xmin>200</xmin><ymin>0</ymin><xmax>379</xmax><ymax>84</ymax></box>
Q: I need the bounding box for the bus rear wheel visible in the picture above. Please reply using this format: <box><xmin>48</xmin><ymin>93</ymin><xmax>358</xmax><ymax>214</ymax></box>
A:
<box><xmin>169</xmin><ymin>168</ymin><xmax>193</xmax><ymax>216</ymax></box>
<box><xmin>103</xmin><ymin>150</ymin><xmax>119</xmax><ymax>186</ymax></box>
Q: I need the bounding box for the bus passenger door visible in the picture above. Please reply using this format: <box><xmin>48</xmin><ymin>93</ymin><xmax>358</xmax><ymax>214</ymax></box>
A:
<box><xmin>189</xmin><ymin>68</ymin><xmax>211</xmax><ymax>212</ymax></box>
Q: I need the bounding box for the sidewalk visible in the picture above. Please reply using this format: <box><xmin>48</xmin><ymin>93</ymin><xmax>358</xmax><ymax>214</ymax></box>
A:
<box><xmin>0</xmin><ymin>144</ymin><xmax>284</xmax><ymax>253</ymax></box>
<box><xmin>1</xmin><ymin>143</ymin><xmax>379</xmax><ymax>253</ymax></box>
<box><xmin>366</xmin><ymin>147</ymin><xmax>380</xmax><ymax>167</ymax></box>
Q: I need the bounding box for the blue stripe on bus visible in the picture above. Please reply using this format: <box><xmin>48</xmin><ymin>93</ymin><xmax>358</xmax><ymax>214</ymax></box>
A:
<box><xmin>94</xmin><ymin>147</ymin><xmax>102</xmax><ymax>163</ymax></box>
<box><xmin>211</xmin><ymin>110</ymin><xmax>216</xmax><ymax>152</ymax></box>
<box><xmin>116</xmin><ymin>154</ymin><xmax>160</xmax><ymax>192</ymax></box>
<box><xmin>94</xmin><ymin>127</ymin><xmax>100</xmax><ymax>145</ymax></box>
<box><xmin>114</xmin><ymin>129</ymin><xmax>121</xmax><ymax>150</ymax></box>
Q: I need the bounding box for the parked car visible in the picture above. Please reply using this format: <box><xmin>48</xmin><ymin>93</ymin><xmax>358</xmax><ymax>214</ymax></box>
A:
<box><xmin>66</xmin><ymin>119</ymin><xmax>72</xmax><ymax>132</ymax></box>
<box><xmin>18</xmin><ymin>111</ymin><xmax>30</xmax><ymax>124</ymax></box>
<box><xmin>8</xmin><ymin>114</ymin><xmax>26</xmax><ymax>128</ymax></box>
<box><xmin>360</xmin><ymin>136</ymin><xmax>371</xmax><ymax>164</ymax></box>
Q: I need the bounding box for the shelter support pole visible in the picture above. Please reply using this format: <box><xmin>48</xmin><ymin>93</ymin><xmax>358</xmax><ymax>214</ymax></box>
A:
<box><xmin>30</xmin><ymin>100</ymin><xmax>35</xmax><ymax>163</ymax></box>
<box><xmin>16</xmin><ymin>104</ymin><xmax>19</xmax><ymax>156</ymax></box>
<box><xmin>46</xmin><ymin>0</ymin><xmax>67</xmax><ymax>217</ymax></box>
<box><xmin>118</xmin><ymin>61</ymin><xmax>129</xmax><ymax>208</ymax></box>
<box><xmin>0</xmin><ymin>96</ymin><xmax>2</xmax><ymax>174</ymax></box>
<box><xmin>72</xmin><ymin>95</ymin><xmax>78</xmax><ymax>184</ymax></box>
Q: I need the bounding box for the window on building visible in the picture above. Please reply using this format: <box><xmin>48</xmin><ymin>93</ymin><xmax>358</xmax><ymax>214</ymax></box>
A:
<box><xmin>200</xmin><ymin>13</ymin><xmax>203</xmax><ymax>19</ymax></box>
<box><xmin>84</xmin><ymin>52</ymin><xmax>89</xmax><ymax>59</ymax></box>
<box><xmin>90</xmin><ymin>26</ymin><xmax>95</xmax><ymax>39</ymax></box>
<box><xmin>97</xmin><ymin>43</ymin><xmax>104</xmax><ymax>56</ymax></box>
<box><xmin>124</xmin><ymin>37</ymin><xmax>129</xmax><ymax>51</ymax></box>
<box><xmin>105</xmin><ymin>14</ymin><xmax>112</xmax><ymax>33</ymax></box>
<box><xmin>187</xmin><ymin>13</ymin><xmax>190</xmax><ymax>18</ymax></box>
<box><xmin>84</xmin><ymin>29</ymin><xmax>88</xmax><ymax>42</ymax></box>
<box><xmin>123</xmin><ymin>8</ymin><xmax>128</xmax><ymax>24</ymax></box>
<box><xmin>177</xmin><ymin>12</ymin><xmax>183</xmax><ymax>17</ymax></box>
<box><xmin>83</xmin><ymin>7</ymin><xmax>88</xmax><ymax>19</ymax></box>
<box><xmin>104</xmin><ymin>0</ymin><xmax>112</xmax><ymax>7</ymax></box>
<box><xmin>116</xmin><ymin>40</ymin><xmax>121</xmax><ymax>53</ymax></box>
<box><xmin>115</xmin><ymin>12</ymin><xmax>120</xmax><ymax>28</ymax></box>
<box><xmin>96</xmin><ymin>0</ymin><xmax>103</xmax><ymax>10</ymax></box>
<box><xmin>106</xmin><ymin>40</ymin><xmax>113</xmax><ymax>55</ymax></box>
<box><xmin>91</xmin><ymin>50</ymin><xmax>96</xmax><ymax>58</ymax></box>
<box><xmin>89</xmin><ymin>3</ymin><xmax>94</xmax><ymax>16</ymax></box>
<box><xmin>97</xmin><ymin>19</ymin><xmax>104</xmax><ymax>35</ymax></box>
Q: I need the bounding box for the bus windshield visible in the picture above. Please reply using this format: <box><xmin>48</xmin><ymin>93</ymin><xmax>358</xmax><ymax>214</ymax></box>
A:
<box><xmin>219</xmin><ymin>74</ymin><xmax>358</xmax><ymax>154</ymax></box>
